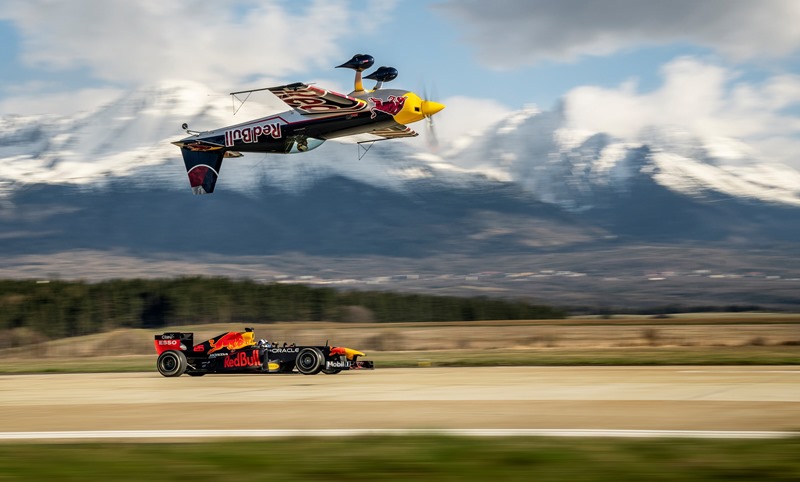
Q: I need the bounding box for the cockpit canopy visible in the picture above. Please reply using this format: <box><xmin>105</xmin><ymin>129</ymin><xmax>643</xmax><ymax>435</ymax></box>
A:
<box><xmin>285</xmin><ymin>135</ymin><xmax>325</xmax><ymax>153</ymax></box>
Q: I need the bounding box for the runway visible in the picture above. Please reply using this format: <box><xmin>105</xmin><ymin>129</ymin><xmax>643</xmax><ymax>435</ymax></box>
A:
<box><xmin>0</xmin><ymin>367</ymin><xmax>798</xmax><ymax>440</ymax></box>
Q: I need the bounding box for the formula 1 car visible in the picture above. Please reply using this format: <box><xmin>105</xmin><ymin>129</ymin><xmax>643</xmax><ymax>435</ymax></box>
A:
<box><xmin>153</xmin><ymin>328</ymin><xmax>373</xmax><ymax>377</ymax></box>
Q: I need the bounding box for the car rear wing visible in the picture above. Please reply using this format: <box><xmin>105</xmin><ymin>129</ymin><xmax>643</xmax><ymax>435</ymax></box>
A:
<box><xmin>154</xmin><ymin>332</ymin><xmax>194</xmax><ymax>355</ymax></box>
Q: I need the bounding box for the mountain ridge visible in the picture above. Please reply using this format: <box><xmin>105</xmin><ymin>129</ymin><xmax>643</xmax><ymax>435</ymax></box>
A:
<box><xmin>2</xmin><ymin>81</ymin><xmax>800</xmax><ymax>207</ymax></box>
<box><xmin>1</xmin><ymin>82</ymin><xmax>799</xmax><ymax>310</ymax></box>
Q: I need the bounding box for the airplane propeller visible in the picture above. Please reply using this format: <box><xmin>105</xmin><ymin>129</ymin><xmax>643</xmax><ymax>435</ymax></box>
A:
<box><xmin>421</xmin><ymin>83</ymin><xmax>442</xmax><ymax>152</ymax></box>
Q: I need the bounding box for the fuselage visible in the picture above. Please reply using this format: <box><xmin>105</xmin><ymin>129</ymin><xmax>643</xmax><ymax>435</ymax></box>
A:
<box><xmin>173</xmin><ymin>88</ymin><xmax>443</xmax><ymax>155</ymax></box>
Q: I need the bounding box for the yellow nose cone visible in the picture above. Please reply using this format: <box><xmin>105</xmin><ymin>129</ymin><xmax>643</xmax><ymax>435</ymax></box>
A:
<box><xmin>393</xmin><ymin>93</ymin><xmax>446</xmax><ymax>125</ymax></box>
<box><xmin>421</xmin><ymin>100</ymin><xmax>445</xmax><ymax>117</ymax></box>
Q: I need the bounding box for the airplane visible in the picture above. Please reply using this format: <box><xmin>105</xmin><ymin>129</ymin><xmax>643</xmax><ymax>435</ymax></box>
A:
<box><xmin>172</xmin><ymin>54</ymin><xmax>445</xmax><ymax>194</ymax></box>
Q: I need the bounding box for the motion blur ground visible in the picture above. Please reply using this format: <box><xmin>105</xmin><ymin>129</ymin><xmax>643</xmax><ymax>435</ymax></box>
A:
<box><xmin>1</xmin><ymin>366</ymin><xmax>799</xmax><ymax>479</ymax></box>
<box><xmin>0</xmin><ymin>322</ymin><xmax>797</xmax><ymax>481</ymax></box>
<box><xmin>0</xmin><ymin>367</ymin><xmax>798</xmax><ymax>434</ymax></box>
<box><xmin>1</xmin><ymin>315</ymin><xmax>797</xmax><ymax>480</ymax></box>
<box><xmin>1</xmin><ymin>436</ymin><xmax>799</xmax><ymax>481</ymax></box>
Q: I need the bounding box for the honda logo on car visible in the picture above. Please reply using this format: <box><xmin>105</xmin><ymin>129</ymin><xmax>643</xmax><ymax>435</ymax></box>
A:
<box><xmin>223</xmin><ymin>351</ymin><xmax>261</xmax><ymax>368</ymax></box>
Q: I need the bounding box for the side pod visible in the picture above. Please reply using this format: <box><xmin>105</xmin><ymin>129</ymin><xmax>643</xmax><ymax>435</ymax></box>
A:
<box><xmin>180</xmin><ymin>148</ymin><xmax>224</xmax><ymax>194</ymax></box>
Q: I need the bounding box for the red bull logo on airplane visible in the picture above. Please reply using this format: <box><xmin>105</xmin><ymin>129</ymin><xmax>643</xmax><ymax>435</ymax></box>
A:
<box><xmin>369</xmin><ymin>95</ymin><xmax>405</xmax><ymax>119</ymax></box>
<box><xmin>224</xmin><ymin>121</ymin><xmax>282</xmax><ymax>147</ymax></box>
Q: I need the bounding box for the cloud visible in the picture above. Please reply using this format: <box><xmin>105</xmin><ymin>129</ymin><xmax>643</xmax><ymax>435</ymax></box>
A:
<box><xmin>0</xmin><ymin>0</ymin><xmax>393</xmax><ymax>86</ymax></box>
<box><xmin>563</xmin><ymin>57</ymin><xmax>800</xmax><ymax>167</ymax></box>
<box><xmin>0</xmin><ymin>85</ymin><xmax>124</xmax><ymax>116</ymax></box>
<box><xmin>427</xmin><ymin>96</ymin><xmax>512</xmax><ymax>148</ymax></box>
<box><xmin>436</xmin><ymin>0</ymin><xmax>800</xmax><ymax>67</ymax></box>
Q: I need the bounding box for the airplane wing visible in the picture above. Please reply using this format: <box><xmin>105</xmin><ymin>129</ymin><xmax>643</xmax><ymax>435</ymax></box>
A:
<box><xmin>368</xmin><ymin>125</ymin><xmax>418</xmax><ymax>139</ymax></box>
<box><xmin>267</xmin><ymin>83</ymin><xmax>368</xmax><ymax>115</ymax></box>
<box><xmin>329</xmin><ymin>125</ymin><xmax>419</xmax><ymax>144</ymax></box>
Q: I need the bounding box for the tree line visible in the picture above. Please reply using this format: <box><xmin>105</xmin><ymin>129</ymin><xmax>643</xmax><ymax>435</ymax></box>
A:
<box><xmin>0</xmin><ymin>277</ymin><xmax>566</xmax><ymax>338</ymax></box>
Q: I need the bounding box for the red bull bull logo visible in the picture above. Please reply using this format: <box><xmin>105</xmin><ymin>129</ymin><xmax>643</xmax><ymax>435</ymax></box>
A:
<box><xmin>208</xmin><ymin>331</ymin><xmax>255</xmax><ymax>354</ymax></box>
<box><xmin>223</xmin><ymin>350</ymin><xmax>261</xmax><ymax>368</ymax></box>
<box><xmin>329</xmin><ymin>346</ymin><xmax>365</xmax><ymax>360</ymax></box>
<box><xmin>329</xmin><ymin>347</ymin><xmax>347</xmax><ymax>357</ymax></box>
<box><xmin>369</xmin><ymin>95</ymin><xmax>405</xmax><ymax>119</ymax></box>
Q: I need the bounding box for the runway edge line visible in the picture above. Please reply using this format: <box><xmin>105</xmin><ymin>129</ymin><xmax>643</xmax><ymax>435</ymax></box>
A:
<box><xmin>0</xmin><ymin>429</ymin><xmax>797</xmax><ymax>441</ymax></box>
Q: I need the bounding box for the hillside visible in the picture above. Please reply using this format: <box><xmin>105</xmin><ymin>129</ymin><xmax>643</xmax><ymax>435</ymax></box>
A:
<box><xmin>1</xmin><ymin>82</ymin><xmax>799</xmax><ymax>310</ymax></box>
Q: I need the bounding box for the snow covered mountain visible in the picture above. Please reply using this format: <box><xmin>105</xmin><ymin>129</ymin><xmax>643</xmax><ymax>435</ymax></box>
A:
<box><xmin>443</xmin><ymin>104</ymin><xmax>800</xmax><ymax>210</ymax></box>
<box><xmin>3</xmin><ymin>82</ymin><xmax>800</xmax><ymax>309</ymax></box>
<box><xmin>0</xmin><ymin>82</ymin><xmax>800</xmax><ymax>241</ymax></box>
<box><xmin>3</xmin><ymin>80</ymin><xmax>799</xmax><ymax>208</ymax></box>
<box><xmin>0</xmin><ymin>80</ymin><xmax>492</xmax><ymax>198</ymax></box>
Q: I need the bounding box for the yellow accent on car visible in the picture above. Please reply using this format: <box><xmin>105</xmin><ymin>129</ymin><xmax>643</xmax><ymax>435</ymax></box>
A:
<box><xmin>343</xmin><ymin>347</ymin><xmax>365</xmax><ymax>360</ymax></box>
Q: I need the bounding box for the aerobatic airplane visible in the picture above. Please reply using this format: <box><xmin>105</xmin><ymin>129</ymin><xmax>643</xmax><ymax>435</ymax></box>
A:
<box><xmin>172</xmin><ymin>54</ymin><xmax>445</xmax><ymax>194</ymax></box>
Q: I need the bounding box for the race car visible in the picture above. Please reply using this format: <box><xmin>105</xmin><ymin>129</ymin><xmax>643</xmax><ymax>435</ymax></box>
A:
<box><xmin>153</xmin><ymin>328</ymin><xmax>373</xmax><ymax>377</ymax></box>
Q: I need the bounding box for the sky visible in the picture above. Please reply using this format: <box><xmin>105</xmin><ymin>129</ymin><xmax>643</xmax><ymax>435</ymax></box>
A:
<box><xmin>1</xmin><ymin>0</ymin><xmax>800</xmax><ymax>167</ymax></box>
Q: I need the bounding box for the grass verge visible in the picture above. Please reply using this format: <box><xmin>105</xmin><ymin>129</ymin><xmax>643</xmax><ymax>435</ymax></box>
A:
<box><xmin>1</xmin><ymin>436</ymin><xmax>799</xmax><ymax>481</ymax></box>
<box><xmin>377</xmin><ymin>346</ymin><xmax>800</xmax><ymax>367</ymax></box>
<box><xmin>0</xmin><ymin>346</ymin><xmax>797</xmax><ymax>374</ymax></box>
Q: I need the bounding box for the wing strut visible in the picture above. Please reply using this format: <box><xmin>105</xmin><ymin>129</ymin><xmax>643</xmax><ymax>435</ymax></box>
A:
<box><xmin>356</xmin><ymin>138</ymin><xmax>394</xmax><ymax>160</ymax></box>
<box><xmin>229</xmin><ymin>87</ymin><xmax>273</xmax><ymax>115</ymax></box>
<box><xmin>357</xmin><ymin>140</ymin><xmax>375</xmax><ymax>160</ymax></box>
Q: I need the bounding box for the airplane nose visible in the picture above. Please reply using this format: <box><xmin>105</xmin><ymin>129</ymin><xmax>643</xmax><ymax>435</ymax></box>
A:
<box><xmin>421</xmin><ymin>100</ymin><xmax>445</xmax><ymax>117</ymax></box>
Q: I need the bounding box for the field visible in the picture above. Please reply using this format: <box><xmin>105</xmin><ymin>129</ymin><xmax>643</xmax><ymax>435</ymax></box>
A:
<box><xmin>2</xmin><ymin>314</ymin><xmax>798</xmax><ymax>480</ymax></box>
<box><xmin>1</xmin><ymin>314</ymin><xmax>798</xmax><ymax>372</ymax></box>
<box><xmin>1</xmin><ymin>437</ymin><xmax>799</xmax><ymax>481</ymax></box>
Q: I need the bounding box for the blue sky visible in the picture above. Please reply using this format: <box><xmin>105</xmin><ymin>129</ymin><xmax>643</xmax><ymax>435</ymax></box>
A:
<box><xmin>1</xmin><ymin>0</ymin><xmax>799</xmax><ymax>167</ymax></box>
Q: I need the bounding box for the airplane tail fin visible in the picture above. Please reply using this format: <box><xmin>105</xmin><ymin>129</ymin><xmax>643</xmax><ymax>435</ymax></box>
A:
<box><xmin>179</xmin><ymin>148</ymin><xmax>224</xmax><ymax>195</ymax></box>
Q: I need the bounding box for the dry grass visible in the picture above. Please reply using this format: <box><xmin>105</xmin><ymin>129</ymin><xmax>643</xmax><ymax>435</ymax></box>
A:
<box><xmin>0</xmin><ymin>316</ymin><xmax>798</xmax><ymax>367</ymax></box>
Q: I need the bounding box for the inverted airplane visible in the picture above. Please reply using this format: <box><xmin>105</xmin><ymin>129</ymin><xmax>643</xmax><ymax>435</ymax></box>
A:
<box><xmin>172</xmin><ymin>54</ymin><xmax>445</xmax><ymax>194</ymax></box>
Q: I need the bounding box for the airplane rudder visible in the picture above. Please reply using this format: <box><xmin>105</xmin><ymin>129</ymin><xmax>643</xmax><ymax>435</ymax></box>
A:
<box><xmin>180</xmin><ymin>148</ymin><xmax>224</xmax><ymax>194</ymax></box>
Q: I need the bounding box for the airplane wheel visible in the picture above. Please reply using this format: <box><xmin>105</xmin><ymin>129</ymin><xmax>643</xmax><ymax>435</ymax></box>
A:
<box><xmin>296</xmin><ymin>347</ymin><xmax>323</xmax><ymax>375</ymax></box>
<box><xmin>157</xmin><ymin>350</ymin><xmax>187</xmax><ymax>377</ymax></box>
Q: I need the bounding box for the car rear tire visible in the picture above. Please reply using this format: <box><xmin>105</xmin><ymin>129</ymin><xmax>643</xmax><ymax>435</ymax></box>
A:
<box><xmin>295</xmin><ymin>347</ymin><xmax>323</xmax><ymax>375</ymax></box>
<box><xmin>157</xmin><ymin>350</ymin><xmax>187</xmax><ymax>377</ymax></box>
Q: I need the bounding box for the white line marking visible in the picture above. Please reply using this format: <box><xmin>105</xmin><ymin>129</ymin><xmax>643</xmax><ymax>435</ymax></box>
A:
<box><xmin>679</xmin><ymin>370</ymin><xmax>800</xmax><ymax>374</ymax></box>
<box><xmin>0</xmin><ymin>429</ymin><xmax>795</xmax><ymax>441</ymax></box>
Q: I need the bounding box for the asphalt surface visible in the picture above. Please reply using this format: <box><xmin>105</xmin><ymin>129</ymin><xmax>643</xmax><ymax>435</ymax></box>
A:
<box><xmin>0</xmin><ymin>367</ymin><xmax>798</xmax><ymax>435</ymax></box>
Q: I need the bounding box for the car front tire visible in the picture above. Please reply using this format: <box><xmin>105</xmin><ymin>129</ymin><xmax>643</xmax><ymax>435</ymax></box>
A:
<box><xmin>295</xmin><ymin>347</ymin><xmax>323</xmax><ymax>375</ymax></box>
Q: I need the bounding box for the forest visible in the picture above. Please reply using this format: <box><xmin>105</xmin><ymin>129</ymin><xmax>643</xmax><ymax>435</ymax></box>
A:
<box><xmin>0</xmin><ymin>278</ymin><xmax>565</xmax><ymax>338</ymax></box>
